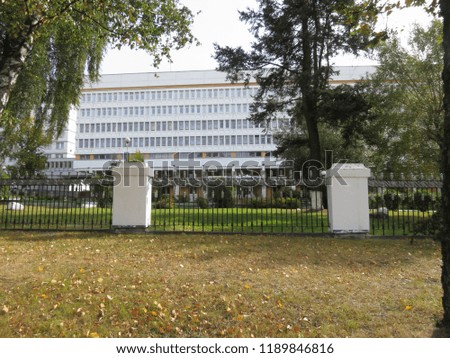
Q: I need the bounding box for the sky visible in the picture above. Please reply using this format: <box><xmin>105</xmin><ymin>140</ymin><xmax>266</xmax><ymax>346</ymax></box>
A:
<box><xmin>99</xmin><ymin>0</ymin><xmax>434</xmax><ymax>75</ymax></box>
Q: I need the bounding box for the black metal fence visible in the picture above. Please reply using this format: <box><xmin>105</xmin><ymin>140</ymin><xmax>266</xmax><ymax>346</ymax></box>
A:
<box><xmin>0</xmin><ymin>175</ymin><xmax>113</xmax><ymax>230</ymax></box>
<box><xmin>368</xmin><ymin>175</ymin><xmax>441</xmax><ymax>236</ymax></box>
<box><xmin>0</xmin><ymin>171</ymin><xmax>443</xmax><ymax>236</ymax></box>
<box><xmin>149</xmin><ymin>175</ymin><xmax>329</xmax><ymax>234</ymax></box>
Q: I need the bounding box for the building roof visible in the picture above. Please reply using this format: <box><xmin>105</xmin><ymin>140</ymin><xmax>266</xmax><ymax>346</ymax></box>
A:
<box><xmin>83</xmin><ymin>66</ymin><xmax>377</xmax><ymax>91</ymax></box>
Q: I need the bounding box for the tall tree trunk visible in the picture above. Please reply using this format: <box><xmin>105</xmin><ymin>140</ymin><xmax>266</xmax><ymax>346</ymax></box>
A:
<box><xmin>0</xmin><ymin>14</ymin><xmax>39</xmax><ymax>117</ymax></box>
<box><xmin>0</xmin><ymin>36</ymin><xmax>34</xmax><ymax>117</ymax></box>
<box><xmin>301</xmin><ymin>12</ymin><xmax>322</xmax><ymax>162</ymax></box>
<box><xmin>440</xmin><ymin>0</ymin><xmax>450</xmax><ymax>327</ymax></box>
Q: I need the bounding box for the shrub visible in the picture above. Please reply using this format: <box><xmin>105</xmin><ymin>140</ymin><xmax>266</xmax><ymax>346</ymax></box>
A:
<box><xmin>196</xmin><ymin>197</ymin><xmax>208</xmax><ymax>209</ymax></box>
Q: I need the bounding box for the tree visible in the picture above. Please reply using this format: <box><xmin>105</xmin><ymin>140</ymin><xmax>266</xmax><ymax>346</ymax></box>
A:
<box><xmin>214</xmin><ymin>0</ymin><xmax>386</xmax><ymax>162</ymax></box>
<box><xmin>362</xmin><ymin>19</ymin><xmax>443</xmax><ymax>177</ymax></box>
<box><xmin>0</xmin><ymin>0</ymin><xmax>196</xmax><ymax>157</ymax></box>
<box><xmin>4</xmin><ymin>116</ymin><xmax>48</xmax><ymax>178</ymax></box>
<box><xmin>402</xmin><ymin>0</ymin><xmax>450</xmax><ymax>332</ymax></box>
<box><xmin>439</xmin><ymin>0</ymin><xmax>450</xmax><ymax>329</ymax></box>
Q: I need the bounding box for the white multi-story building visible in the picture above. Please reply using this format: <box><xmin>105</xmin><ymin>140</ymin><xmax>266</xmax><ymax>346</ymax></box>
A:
<box><xmin>74</xmin><ymin>66</ymin><xmax>375</xmax><ymax>175</ymax></box>
<box><xmin>43</xmin><ymin>109</ymin><xmax>77</xmax><ymax>173</ymax></box>
<box><xmin>74</xmin><ymin>70</ymin><xmax>280</xmax><ymax>174</ymax></box>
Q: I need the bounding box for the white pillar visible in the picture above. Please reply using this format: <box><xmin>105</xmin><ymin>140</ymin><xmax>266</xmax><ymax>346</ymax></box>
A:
<box><xmin>309</xmin><ymin>191</ymin><xmax>323</xmax><ymax>211</ymax></box>
<box><xmin>112</xmin><ymin>162</ymin><xmax>153</xmax><ymax>228</ymax></box>
<box><xmin>326</xmin><ymin>163</ymin><xmax>371</xmax><ymax>234</ymax></box>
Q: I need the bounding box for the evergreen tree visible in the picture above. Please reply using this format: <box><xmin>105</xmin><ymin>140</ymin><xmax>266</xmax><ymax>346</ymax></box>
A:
<box><xmin>214</xmin><ymin>0</ymin><xmax>385</xmax><ymax>162</ymax></box>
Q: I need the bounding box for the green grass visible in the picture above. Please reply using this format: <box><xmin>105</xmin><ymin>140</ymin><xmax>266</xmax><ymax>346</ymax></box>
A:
<box><xmin>1</xmin><ymin>204</ymin><xmax>437</xmax><ymax>236</ymax></box>
<box><xmin>151</xmin><ymin>207</ymin><xmax>329</xmax><ymax>233</ymax></box>
<box><xmin>0</xmin><ymin>205</ymin><xmax>111</xmax><ymax>230</ymax></box>
<box><xmin>0</xmin><ymin>231</ymin><xmax>443</xmax><ymax>337</ymax></box>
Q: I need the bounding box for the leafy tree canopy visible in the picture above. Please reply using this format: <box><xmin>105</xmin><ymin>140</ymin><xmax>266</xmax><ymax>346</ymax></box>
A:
<box><xmin>0</xmin><ymin>0</ymin><xmax>196</xmax><ymax>159</ymax></box>
<box><xmin>362</xmin><ymin>19</ymin><xmax>443</xmax><ymax>177</ymax></box>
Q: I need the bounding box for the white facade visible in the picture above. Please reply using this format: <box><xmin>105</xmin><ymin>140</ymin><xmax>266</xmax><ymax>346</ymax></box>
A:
<box><xmin>73</xmin><ymin>67</ymin><xmax>376</xmax><ymax>173</ymax></box>
<box><xmin>43</xmin><ymin>109</ymin><xmax>77</xmax><ymax>173</ymax></box>
<box><xmin>74</xmin><ymin>70</ymin><xmax>281</xmax><ymax>173</ymax></box>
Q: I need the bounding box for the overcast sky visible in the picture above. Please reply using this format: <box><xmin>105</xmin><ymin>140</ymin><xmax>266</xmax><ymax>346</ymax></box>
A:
<box><xmin>100</xmin><ymin>0</ymin><xmax>434</xmax><ymax>75</ymax></box>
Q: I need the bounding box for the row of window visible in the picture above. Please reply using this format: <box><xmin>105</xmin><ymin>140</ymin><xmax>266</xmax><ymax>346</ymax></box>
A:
<box><xmin>79</xmin><ymin>103</ymin><xmax>253</xmax><ymax>118</ymax></box>
<box><xmin>78</xmin><ymin>119</ymin><xmax>287</xmax><ymax>134</ymax></box>
<box><xmin>45</xmin><ymin>161</ymin><xmax>73</xmax><ymax>169</ymax></box>
<box><xmin>78</xmin><ymin>152</ymin><xmax>266</xmax><ymax>160</ymax></box>
<box><xmin>78</xmin><ymin>134</ymin><xmax>275</xmax><ymax>149</ymax></box>
<box><xmin>80</xmin><ymin>87</ymin><xmax>258</xmax><ymax>104</ymax></box>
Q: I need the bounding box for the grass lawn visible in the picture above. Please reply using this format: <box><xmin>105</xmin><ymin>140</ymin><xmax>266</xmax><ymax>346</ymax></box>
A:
<box><xmin>151</xmin><ymin>208</ymin><xmax>328</xmax><ymax>233</ymax></box>
<box><xmin>0</xmin><ymin>231</ymin><xmax>443</xmax><ymax>338</ymax></box>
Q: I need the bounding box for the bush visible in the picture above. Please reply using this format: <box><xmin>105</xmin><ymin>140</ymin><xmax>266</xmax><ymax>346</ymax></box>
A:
<box><xmin>413</xmin><ymin>192</ymin><xmax>435</xmax><ymax>212</ymax></box>
<box><xmin>413</xmin><ymin>210</ymin><xmax>442</xmax><ymax>235</ymax></box>
<box><xmin>383</xmin><ymin>192</ymin><xmax>401</xmax><ymax>210</ymax></box>
<box><xmin>196</xmin><ymin>197</ymin><xmax>208</xmax><ymax>209</ymax></box>
<box><xmin>153</xmin><ymin>194</ymin><xmax>174</xmax><ymax>209</ymax></box>
<box><xmin>208</xmin><ymin>186</ymin><xmax>234</xmax><ymax>208</ymax></box>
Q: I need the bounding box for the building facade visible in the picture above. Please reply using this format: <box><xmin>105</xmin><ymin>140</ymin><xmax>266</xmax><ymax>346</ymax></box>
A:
<box><xmin>73</xmin><ymin>66</ymin><xmax>375</xmax><ymax>176</ymax></box>
<box><xmin>74</xmin><ymin>70</ymin><xmax>282</xmax><ymax>175</ymax></box>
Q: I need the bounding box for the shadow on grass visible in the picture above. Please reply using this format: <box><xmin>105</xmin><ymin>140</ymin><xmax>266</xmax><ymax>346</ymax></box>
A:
<box><xmin>1</xmin><ymin>230</ymin><xmax>105</xmax><ymax>242</ymax></box>
<box><xmin>432</xmin><ymin>319</ymin><xmax>450</xmax><ymax>337</ymax></box>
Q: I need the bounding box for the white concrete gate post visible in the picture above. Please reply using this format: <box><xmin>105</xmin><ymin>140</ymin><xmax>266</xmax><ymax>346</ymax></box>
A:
<box><xmin>326</xmin><ymin>163</ymin><xmax>371</xmax><ymax>234</ymax></box>
<box><xmin>112</xmin><ymin>162</ymin><xmax>153</xmax><ymax>229</ymax></box>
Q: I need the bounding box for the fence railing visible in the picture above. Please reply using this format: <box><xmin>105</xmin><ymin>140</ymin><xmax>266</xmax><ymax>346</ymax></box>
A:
<box><xmin>149</xmin><ymin>176</ymin><xmax>328</xmax><ymax>234</ymax></box>
<box><xmin>368</xmin><ymin>176</ymin><xmax>441</xmax><ymax>236</ymax></box>
<box><xmin>0</xmin><ymin>172</ymin><xmax>443</xmax><ymax>236</ymax></box>
<box><xmin>0</xmin><ymin>175</ymin><xmax>113</xmax><ymax>230</ymax></box>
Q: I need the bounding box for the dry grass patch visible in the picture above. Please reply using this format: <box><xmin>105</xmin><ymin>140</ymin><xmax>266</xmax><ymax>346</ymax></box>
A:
<box><xmin>0</xmin><ymin>231</ymin><xmax>442</xmax><ymax>337</ymax></box>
